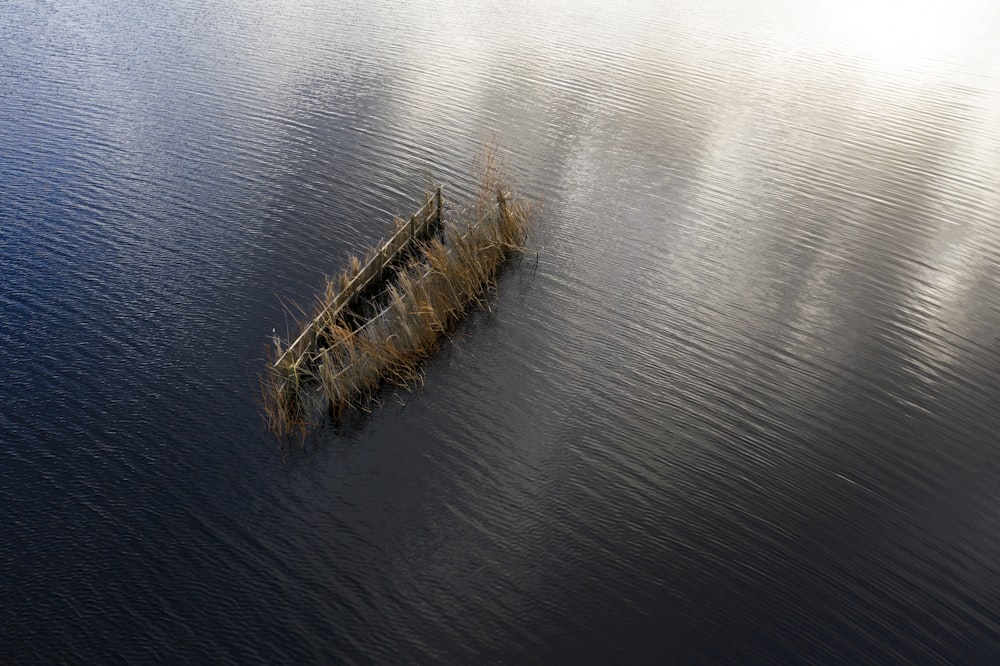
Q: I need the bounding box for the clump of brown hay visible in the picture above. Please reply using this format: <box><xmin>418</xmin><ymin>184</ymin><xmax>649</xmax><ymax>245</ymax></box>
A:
<box><xmin>262</xmin><ymin>144</ymin><xmax>535</xmax><ymax>439</ymax></box>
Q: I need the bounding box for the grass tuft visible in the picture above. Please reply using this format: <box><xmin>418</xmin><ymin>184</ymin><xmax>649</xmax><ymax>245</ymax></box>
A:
<box><xmin>261</xmin><ymin>142</ymin><xmax>536</xmax><ymax>440</ymax></box>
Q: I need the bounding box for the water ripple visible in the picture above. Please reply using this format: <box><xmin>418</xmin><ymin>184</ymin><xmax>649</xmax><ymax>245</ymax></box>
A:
<box><xmin>4</xmin><ymin>0</ymin><xmax>1000</xmax><ymax>662</ymax></box>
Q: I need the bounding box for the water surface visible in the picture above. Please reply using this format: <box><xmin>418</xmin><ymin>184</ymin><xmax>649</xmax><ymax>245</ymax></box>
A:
<box><xmin>3</xmin><ymin>0</ymin><xmax>1000</xmax><ymax>662</ymax></box>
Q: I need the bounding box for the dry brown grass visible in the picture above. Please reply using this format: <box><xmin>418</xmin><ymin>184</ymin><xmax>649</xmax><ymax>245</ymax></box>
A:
<box><xmin>262</xmin><ymin>142</ymin><xmax>535</xmax><ymax>439</ymax></box>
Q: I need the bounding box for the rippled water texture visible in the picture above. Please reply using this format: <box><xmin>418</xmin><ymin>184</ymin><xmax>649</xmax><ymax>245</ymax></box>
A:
<box><xmin>3</xmin><ymin>0</ymin><xmax>1000</xmax><ymax>661</ymax></box>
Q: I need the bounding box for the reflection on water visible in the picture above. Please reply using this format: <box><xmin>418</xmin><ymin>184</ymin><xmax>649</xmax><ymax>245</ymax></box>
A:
<box><xmin>2</xmin><ymin>0</ymin><xmax>1000</xmax><ymax>661</ymax></box>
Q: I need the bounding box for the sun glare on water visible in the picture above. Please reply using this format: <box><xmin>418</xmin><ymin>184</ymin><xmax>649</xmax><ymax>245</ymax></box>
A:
<box><xmin>822</xmin><ymin>0</ymin><xmax>974</xmax><ymax>71</ymax></box>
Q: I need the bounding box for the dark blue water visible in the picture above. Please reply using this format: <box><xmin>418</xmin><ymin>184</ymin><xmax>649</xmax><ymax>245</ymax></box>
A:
<box><xmin>4</xmin><ymin>0</ymin><xmax>1000</xmax><ymax>662</ymax></box>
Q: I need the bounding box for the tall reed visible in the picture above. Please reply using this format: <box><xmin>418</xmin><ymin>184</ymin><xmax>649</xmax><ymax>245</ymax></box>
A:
<box><xmin>262</xmin><ymin>144</ymin><xmax>534</xmax><ymax>438</ymax></box>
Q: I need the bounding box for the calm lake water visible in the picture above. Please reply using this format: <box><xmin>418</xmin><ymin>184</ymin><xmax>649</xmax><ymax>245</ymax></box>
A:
<box><xmin>4</xmin><ymin>0</ymin><xmax>1000</xmax><ymax>662</ymax></box>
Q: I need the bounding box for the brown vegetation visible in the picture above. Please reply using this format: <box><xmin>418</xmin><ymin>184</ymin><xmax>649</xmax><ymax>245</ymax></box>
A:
<box><xmin>261</xmin><ymin>145</ymin><xmax>535</xmax><ymax>439</ymax></box>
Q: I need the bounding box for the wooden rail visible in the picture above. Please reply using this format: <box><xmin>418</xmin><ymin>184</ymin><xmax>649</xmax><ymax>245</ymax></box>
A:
<box><xmin>318</xmin><ymin>191</ymin><xmax>509</xmax><ymax>386</ymax></box>
<box><xmin>273</xmin><ymin>185</ymin><xmax>444</xmax><ymax>371</ymax></box>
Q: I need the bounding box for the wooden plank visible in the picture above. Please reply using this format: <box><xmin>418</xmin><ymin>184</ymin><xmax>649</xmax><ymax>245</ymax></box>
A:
<box><xmin>273</xmin><ymin>189</ymin><xmax>443</xmax><ymax>371</ymax></box>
